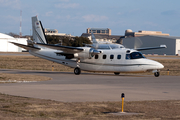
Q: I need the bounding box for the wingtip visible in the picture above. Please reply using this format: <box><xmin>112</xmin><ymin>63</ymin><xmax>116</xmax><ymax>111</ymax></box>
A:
<box><xmin>160</xmin><ymin>45</ymin><xmax>167</xmax><ymax>48</ymax></box>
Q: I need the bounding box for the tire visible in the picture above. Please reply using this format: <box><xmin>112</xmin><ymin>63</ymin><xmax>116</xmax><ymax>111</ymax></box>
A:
<box><xmin>74</xmin><ymin>67</ymin><xmax>81</xmax><ymax>75</ymax></box>
<box><xmin>114</xmin><ymin>72</ymin><xmax>120</xmax><ymax>75</ymax></box>
<box><xmin>154</xmin><ymin>72</ymin><xmax>160</xmax><ymax>77</ymax></box>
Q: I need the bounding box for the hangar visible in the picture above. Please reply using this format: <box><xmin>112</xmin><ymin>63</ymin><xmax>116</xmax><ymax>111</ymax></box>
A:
<box><xmin>123</xmin><ymin>35</ymin><xmax>180</xmax><ymax>55</ymax></box>
<box><xmin>0</xmin><ymin>33</ymin><xmax>27</xmax><ymax>52</ymax></box>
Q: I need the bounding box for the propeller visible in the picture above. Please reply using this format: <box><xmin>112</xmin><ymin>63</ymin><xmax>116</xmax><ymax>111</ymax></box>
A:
<box><xmin>88</xmin><ymin>33</ymin><xmax>102</xmax><ymax>58</ymax></box>
<box><xmin>91</xmin><ymin>32</ymin><xmax>99</xmax><ymax>49</ymax></box>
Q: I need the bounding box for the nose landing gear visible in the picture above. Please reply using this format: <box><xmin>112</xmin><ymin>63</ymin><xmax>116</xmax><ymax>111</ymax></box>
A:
<box><xmin>153</xmin><ymin>70</ymin><xmax>160</xmax><ymax>77</ymax></box>
<box><xmin>154</xmin><ymin>72</ymin><xmax>160</xmax><ymax>77</ymax></box>
<box><xmin>74</xmin><ymin>59</ymin><xmax>81</xmax><ymax>75</ymax></box>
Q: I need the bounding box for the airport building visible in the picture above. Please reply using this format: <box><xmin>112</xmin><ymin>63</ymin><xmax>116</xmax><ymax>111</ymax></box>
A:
<box><xmin>81</xmin><ymin>33</ymin><xmax>122</xmax><ymax>43</ymax></box>
<box><xmin>86</xmin><ymin>28</ymin><xmax>111</xmax><ymax>35</ymax></box>
<box><xmin>124</xmin><ymin>29</ymin><xmax>169</xmax><ymax>37</ymax></box>
<box><xmin>44</xmin><ymin>28</ymin><xmax>73</xmax><ymax>37</ymax></box>
<box><xmin>0</xmin><ymin>33</ymin><xmax>27</xmax><ymax>52</ymax></box>
<box><xmin>122</xmin><ymin>30</ymin><xmax>180</xmax><ymax>55</ymax></box>
<box><xmin>82</xmin><ymin>28</ymin><xmax>122</xmax><ymax>43</ymax></box>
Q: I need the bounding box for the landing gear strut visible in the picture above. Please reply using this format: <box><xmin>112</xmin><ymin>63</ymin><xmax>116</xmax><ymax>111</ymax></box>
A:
<box><xmin>74</xmin><ymin>67</ymin><xmax>81</xmax><ymax>75</ymax></box>
<box><xmin>154</xmin><ymin>72</ymin><xmax>160</xmax><ymax>77</ymax></box>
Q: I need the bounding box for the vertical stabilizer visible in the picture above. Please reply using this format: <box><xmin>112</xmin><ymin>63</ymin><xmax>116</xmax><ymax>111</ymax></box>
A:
<box><xmin>32</xmin><ymin>16</ymin><xmax>47</xmax><ymax>44</ymax></box>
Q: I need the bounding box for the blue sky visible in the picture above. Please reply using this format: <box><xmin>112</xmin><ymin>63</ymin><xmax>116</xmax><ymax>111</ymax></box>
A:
<box><xmin>0</xmin><ymin>0</ymin><xmax>180</xmax><ymax>36</ymax></box>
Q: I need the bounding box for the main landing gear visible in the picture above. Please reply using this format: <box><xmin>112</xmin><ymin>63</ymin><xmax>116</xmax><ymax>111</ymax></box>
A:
<box><xmin>74</xmin><ymin>58</ymin><xmax>81</xmax><ymax>75</ymax></box>
<box><xmin>74</xmin><ymin>67</ymin><xmax>81</xmax><ymax>75</ymax></box>
<box><xmin>114</xmin><ymin>72</ymin><xmax>120</xmax><ymax>75</ymax></box>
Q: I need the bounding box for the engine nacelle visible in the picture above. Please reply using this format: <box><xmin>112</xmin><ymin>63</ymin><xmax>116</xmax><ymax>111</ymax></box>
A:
<box><xmin>73</xmin><ymin>47</ymin><xmax>102</xmax><ymax>59</ymax></box>
<box><xmin>74</xmin><ymin>47</ymin><xmax>91</xmax><ymax>59</ymax></box>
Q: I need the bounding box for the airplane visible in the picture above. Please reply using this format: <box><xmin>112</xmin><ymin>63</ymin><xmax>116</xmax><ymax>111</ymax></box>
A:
<box><xmin>10</xmin><ymin>16</ymin><xmax>166</xmax><ymax>77</ymax></box>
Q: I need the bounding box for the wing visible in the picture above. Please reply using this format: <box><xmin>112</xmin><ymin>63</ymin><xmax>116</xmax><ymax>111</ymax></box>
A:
<box><xmin>36</xmin><ymin>43</ymin><xmax>84</xmax><ymax>53</ymax></box>
<box><xmin>135</xmin><ymin>45</ymin><xmax>167</xmax><ymax>51</ymax></box>
<box><xmin>10</xmin><ymin>42</ymin><xmax>40</xmax><ymax>50</ymax></box>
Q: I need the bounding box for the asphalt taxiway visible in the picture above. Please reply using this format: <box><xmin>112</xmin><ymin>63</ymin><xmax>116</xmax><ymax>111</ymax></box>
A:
<box><xmin>0</xmin><ymin>69</ymin><xmax>180</xmax><ymax>102</ymax></box>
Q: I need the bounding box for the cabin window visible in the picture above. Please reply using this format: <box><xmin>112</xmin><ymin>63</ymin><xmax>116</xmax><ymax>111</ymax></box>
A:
<box><xmin>117</xmin><ymin>55</ymin><xmax>121</xmax><ymax>59</ymax></box>
<box><xmin>103</xmin><ymin>55</ymin><xmax>106</xmax><ymax>59</ymax></box>
<box><xmin>110</xmin><ymin>55</ymin><xmax>114</xmax><ymax>59</ymax></box>
<box><xmin>95</xmin><ymin>55</ymin><xmax>98</xmax><ymax>59</ymax></box>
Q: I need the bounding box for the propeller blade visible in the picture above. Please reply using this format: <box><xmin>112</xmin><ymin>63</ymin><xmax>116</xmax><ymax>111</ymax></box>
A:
<box><xmin>134</xmin><ymin>37</ymin><xmax>143</xmax><ymax>49</ymax></box>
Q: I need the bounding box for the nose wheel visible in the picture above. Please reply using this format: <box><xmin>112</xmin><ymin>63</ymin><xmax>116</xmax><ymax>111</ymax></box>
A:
<box><xmin>154</xmin><ymin>72</ymin><xmax>160</xmax><ymax>77</ymax></box>
<box><xmin>74</xmin><ymin>67</ymin><xmax>81</xmax><ymax>75</ymax></box>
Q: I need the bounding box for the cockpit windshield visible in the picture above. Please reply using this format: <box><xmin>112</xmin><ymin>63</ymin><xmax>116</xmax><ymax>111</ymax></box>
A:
<box><xmin>126</xmin><ymin>52</ymin><xmax>145</xmax><ymax>59</ymax></box>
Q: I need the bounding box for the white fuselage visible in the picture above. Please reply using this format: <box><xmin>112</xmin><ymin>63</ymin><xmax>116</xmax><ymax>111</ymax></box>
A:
<box><xmin>29</xmin><ymin>47</ymin><xmax>164</xmax><ymax>73</ymax></box>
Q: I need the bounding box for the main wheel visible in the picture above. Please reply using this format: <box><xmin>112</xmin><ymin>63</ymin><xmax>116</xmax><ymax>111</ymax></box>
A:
<box><xmin>114</xmin><ymin>72</ymin><xmax>120</xmax><ymax>75</ymax></box>
<box><xmin>154</xmin><ymin>72</ymin><xmax>160</xmax><ymax>77</ymax></box>
<box><xmin>74</xmin><ymin>67</ymin><xmax>81</xmax><ymax>75</ymax></box>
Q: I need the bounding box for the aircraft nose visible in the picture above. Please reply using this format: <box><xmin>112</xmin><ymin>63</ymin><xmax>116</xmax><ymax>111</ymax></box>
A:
<box><xmin>153</xmin><ymin>61</ymin><xmax>164</xmax><ymax>69</ymax></box>
<box><xmin>156</xmin><ymin>62</ymin><xmax>164</xmax><ymax>69</ymax></box>
<box><xmin>145</xmin><ymin>59</ymin><xmax>164</xmax><ymax>70</ymax></box>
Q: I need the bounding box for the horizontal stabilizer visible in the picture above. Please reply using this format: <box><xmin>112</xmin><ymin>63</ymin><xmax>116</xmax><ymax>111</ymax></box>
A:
<box><xmin>36</xmin><ymin>43</ymin><xmax>84</xmax><ymax>53</ymax></box>
<box><xmin>136</xmin><ymin>45</ymin><xmax>167</xmax><ymax>51</ymax></box>
<box><xmin>10</xmin><ymin>42</ymin><xmax>40</xmax><ymax>50</ymax></box>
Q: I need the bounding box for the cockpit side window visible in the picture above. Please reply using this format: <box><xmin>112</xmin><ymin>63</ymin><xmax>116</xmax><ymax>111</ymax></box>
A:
<box><xmin>131</xmin><ymin>52</ymin><xmax>145</xmax><ymax>59</ymax></box>
<box><xmin>126</xmin><ymin>52</ymin><xmax>145</xmax><ymax>60</ymax></box>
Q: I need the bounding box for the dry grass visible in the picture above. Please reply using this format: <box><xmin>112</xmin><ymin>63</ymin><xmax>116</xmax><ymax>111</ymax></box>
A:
<box><xmin>0</xmin><ymin>55</ymin><xmax>73</xmax><ymax>71</ymax></box>
<box><xmin>0</xmin><ymin>73</ymin><xmax>51</xmax><ymax>83</ymax></box>
<box><xmin>154</xmin><ymin>59</ymin><xmax>180</xmax><ymax>76</ymax></box>
<box><xmin>0</xmin><ymin>93</ymin><xmax>180</xmax><ymax>120</ymax></box>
